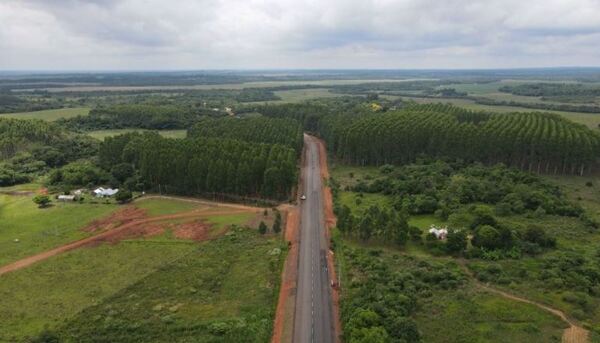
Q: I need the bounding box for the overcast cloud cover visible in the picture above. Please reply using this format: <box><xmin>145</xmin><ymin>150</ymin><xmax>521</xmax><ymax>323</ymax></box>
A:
<box><xmin>1</xmin><ymin>0</ymin><xmax>600</xmax><ymax>70</ymax></box>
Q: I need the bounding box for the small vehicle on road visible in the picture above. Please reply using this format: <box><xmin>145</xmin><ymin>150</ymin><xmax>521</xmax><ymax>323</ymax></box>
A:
<box><xmin>300</xmin><ymin>194</ymin><xmax>307</xmax><ymax>200</ymax></box>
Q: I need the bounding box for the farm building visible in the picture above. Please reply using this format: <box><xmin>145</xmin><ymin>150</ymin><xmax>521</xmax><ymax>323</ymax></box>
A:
<box><xmin>429</xmin><ymin>225</ymin><xmax>448</xmax><ymax>240</ymax></box>
<box><xmin>94</xmin><ymin>187</ymin><xmax>119</xmax><ymax>197</ymax></box>
<box><xmin>57</xmin><ymin>195</ymin><xmax>76</xmax><ymax>202</ymax></box>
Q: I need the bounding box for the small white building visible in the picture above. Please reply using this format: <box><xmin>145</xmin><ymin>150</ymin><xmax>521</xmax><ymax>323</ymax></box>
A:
<box><xmin>429</xmin><ymin>225</ymin><xmax>448</xmax><ymax>240</ymax></box>
<box><xmin>58</xmin><ymin>195</ymin><xmax>76</xmax><ymax>202</ymax></box>
<box><xmin>94</xmin><ymin>187</ymin><xmax>119</xmax><ymax>198</ymax></box>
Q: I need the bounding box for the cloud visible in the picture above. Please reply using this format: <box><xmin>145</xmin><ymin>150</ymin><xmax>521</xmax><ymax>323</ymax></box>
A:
<box><xmin>0</xmin><ymin>0</ymin><xmax>599</xmax><ymax>69</ymax></box>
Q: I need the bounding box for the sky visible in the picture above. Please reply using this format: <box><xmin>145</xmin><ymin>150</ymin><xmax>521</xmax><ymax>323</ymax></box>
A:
<box><xmin>1</xmin><ymin>0</ymin><xmax>600</xmax><ymax>70</ymax></box>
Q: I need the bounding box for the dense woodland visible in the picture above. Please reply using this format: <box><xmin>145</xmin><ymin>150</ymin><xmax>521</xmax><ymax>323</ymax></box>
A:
<box><xmin>333</xmin><ymin>161</ymin><xmax>594</xmax><ymax>256</ymax></box>
<box><xmin>58</xmin><ymin>104</ymin><xmax>202</xmax><ymax>130</ymax></box>
<box><xmin>0</xmin><ymin>118</ymin><xmax>97</xmax><ymax>186</ymax></box>
<box><xmin>94</xmin><ymin>132</ymin><xmax>296</xmax><ymax>200</ymax></box>
<box><xmin>188</xmin><ymin>116</ymin><xmax>304</xmax><ymax>152</ymax></box>
<box><xmin>0</xmin><ymin>94</ymin><xmax>63</xmax><ymax>113</ymax></box>
<box><xmin>315</xmin><ymin>103</ymin><xmax>600</xmax><ymax>175</ymax></box>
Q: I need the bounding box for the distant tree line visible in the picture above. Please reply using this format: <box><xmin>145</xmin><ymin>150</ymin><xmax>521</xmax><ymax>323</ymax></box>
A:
<box><xmin>474</xmin><ymin>97</ymin><xmax>600</xmax><ymax>114</ymax></box>
<box><xmin>0</xmin><ymin>94</ymin><xmax>62</xmax><ymax>113</ymax></box>
<box><xmin>499</xmin><ymin>83</ymin><xmax>600</xmax><ymax>97</ymax></box>
<box><xmin>57</xmin><ymin>104</ymin><xmax>202</xmax><ymax>130</ymax></box>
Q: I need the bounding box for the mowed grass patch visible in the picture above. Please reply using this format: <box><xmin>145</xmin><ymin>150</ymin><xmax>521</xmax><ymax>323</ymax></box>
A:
<box><xmin>87</xmin><ymin>129</ymin><xmax>187</xmax><ymax>140</ymax></box>
<box><xmin>0</xmin><ymin>240</ymin><xmax>196</xmax><ymax>342</ymax></box>
<box><xmin>330</xmin><ymin>163</ymin><xmax>381</xmax><ymax>189</ymax></box>
<box><xmin>0</xmin><ymin>107</ymin><xmax>90</xmax><ymax>121</ymax></box>
<box><xmin>414</xmin><ymin>287</ymin><xmax>566</xmax><ymax>343</ymax></box>
<box><xmin>338</xmin><ymin>191</ymin><xmax>390</xmax><ymax>213</ymax></box>
<box><xmin>0</xmin><ymin>182</ymin><xmax>42</xmax><ymax>192</ymax></box>
<box><xmin>0</xmin><ymin>194</ymin><xmax>119</xmax><ymax>265</ymax></box>
<box><xmin>134</xmin><ymin>197</ymin><xmax>202</xmax><ymax>216</ymax></box>
<box><xmin>54</xmin><ymin>228</ymin><xmax>286</xmax><ymax>342</ymax></box>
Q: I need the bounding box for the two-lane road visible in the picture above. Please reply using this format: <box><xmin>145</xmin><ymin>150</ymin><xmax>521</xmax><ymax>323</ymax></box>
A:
<box><xmin>293</xmin><ymin>135</ymin><xmax>334</xmax><ymax>343</ymax></box>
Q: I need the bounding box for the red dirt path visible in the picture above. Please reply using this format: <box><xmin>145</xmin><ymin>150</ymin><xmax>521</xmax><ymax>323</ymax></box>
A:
<box><xmin>0</xmin><ymin>207</ymin><xmax>253</xmax><ymax>276</ymax></box>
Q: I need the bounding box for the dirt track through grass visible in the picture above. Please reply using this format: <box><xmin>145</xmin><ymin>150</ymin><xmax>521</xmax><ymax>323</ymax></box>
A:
<box><xmin>0</xmin><ymin>205</ymin><xmax>257</xmax><ymax>276</ymax></box>
<box><xmin>459</xmin><ymin>262</ymin><xmax>589</xmax><ymax>343</ymax></box>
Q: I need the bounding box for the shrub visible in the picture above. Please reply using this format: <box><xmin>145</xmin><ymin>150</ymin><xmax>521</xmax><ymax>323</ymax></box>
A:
<box><xmin>32</xmin><ymin>195</ymin><xmax>51</xmax><ymax>208</ymax></box>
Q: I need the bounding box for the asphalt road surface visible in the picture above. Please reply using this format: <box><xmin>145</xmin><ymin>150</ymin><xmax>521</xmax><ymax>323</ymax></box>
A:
<box><xmin>293</xmin><ymin>135</ymin><xmax>334</xmax><ymax>343</ymax></box>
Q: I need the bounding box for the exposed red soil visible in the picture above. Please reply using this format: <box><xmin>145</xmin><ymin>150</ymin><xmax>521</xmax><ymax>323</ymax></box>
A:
<box><xmin>0</xmin><ymin>207</ymin><xmax>254</xmax><ymax>276</ymax></box>
<box><xmin>272</xmin><ymin>207</ymin><xmax>300</xmax><ymax>343</ymax></box>
<box><xmin>172</xmin><ymin>220</ymin><xmax>211</xmax><ymax>241</ymax></box>
<box><xmin>82</xmin><ymin>206</ymin><xmax>147</xmax><ymax>233</ymax></box>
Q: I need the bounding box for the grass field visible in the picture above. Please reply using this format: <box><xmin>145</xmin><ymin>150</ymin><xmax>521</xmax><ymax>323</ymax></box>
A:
<box><xmin>133</xmin><ymin>197</ymin><xmax>202</xmax><ymax>216</ymax></box>
<box><xmin>415</xmin><ymin>287</ymin><xmax>566</xmax><ymax>342</ymax></box>
<box><xmin>0</xmin><ymin>107</ymin><xmax>90</xmax><ymax>121</ymax></box>
<box><xmin>50</xmin><ymin>228</ymin><xmax>284</xmax><ymax>342</ymax></box>
<box><xmin>0</xmin><ymin>194</ymin><xmax>119</xmax><ymax>266</ymax></box>
<box><xmin>0</xmin><ymin>240</ymin><xmax>196</xmax><ymax>341</ymax></box>
<box><xmin>0</xmin><ymin>191</ymin><xmax>283</xmax><ymax>341</ymax></box>
<box><xmin>87</xmin><ymin>129</ymin><xmax>187</xmax><ymax>140</ymax></box>
<box><xmin>547</xmin><ymin>174</ymin><xmax>600</xmax><ymax>221</ymax></box>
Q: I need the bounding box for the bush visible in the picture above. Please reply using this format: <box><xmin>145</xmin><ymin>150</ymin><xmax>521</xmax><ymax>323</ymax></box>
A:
<box><xmin>115</xmin><ymin>189</ymin><xmax>133</xmax><ymax>204</ymax></box>
<box><xmin>32</xmin><ymin>195</ymin><xmax>51</xmax><ymax>208</ymax></box>
<box><xmin>258</xmin><ymin>221</ymin><xmax>267</xmax><ymax>234</ymax></box>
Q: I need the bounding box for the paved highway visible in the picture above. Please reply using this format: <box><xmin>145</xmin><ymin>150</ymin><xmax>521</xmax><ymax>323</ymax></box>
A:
<box><xmin>293</xmin><ymin>135</ymin><xmax>334</xmax><ymax>343</ymax></box>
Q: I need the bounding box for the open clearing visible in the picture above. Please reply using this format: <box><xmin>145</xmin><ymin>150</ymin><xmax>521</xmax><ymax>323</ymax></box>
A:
<box><xmin>0</xmin><ymin>107</ymin><xmax>90</xmax><ymax>121</ymax></box>
<box><xmin>0</xmin><ymin>193</ymin><xmax>119</xmax><ymax>266</ymax></box>
<box><xmin>87</xmin><ymin>129</ymin><xmax>187</xmax><ymax>140</ymax></box>
<box><xmin>0</xmin><ymin>196</ymin><xmax>283</xmax><ymax>341</ymax></box>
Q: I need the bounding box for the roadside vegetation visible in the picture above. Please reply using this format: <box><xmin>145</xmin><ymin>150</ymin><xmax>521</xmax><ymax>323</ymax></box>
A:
<box><xmin>329</xmin><ymin>161</ymin><xmax>600</xmax><ymax>340</ymax></box>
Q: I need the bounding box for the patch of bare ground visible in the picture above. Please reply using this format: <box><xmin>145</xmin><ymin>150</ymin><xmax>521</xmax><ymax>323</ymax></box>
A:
<box><xmin>82</xmin><ymin>206</ymin><xmax>147</xmax><ymax>233</ymax></box>
<box><xmin>171</xmin><ymin>220</ymin><xmax>211</xmax><ymax>241</ymax></box>
<box><xmin>0</xmin><ymin>208</ymin><xmax>254</xmax><ymax>276</ymax></box>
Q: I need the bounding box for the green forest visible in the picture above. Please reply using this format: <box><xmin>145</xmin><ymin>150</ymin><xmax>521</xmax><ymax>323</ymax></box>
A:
<box><xmin>308</xmin><ymin>103</ymin><xmax>600</xmax><ymax>175</ymax></box>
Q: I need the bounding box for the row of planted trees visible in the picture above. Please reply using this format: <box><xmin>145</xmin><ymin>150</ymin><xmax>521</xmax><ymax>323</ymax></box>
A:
<box><xmin>99</xmin><ymin>131</ymin><xmax>297</xmax><ymax>200</ymax></box>
<box><xmin>320</xmin><ymin>103</ymin><xmax>600</xmax><ymax>175</ymax></box>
